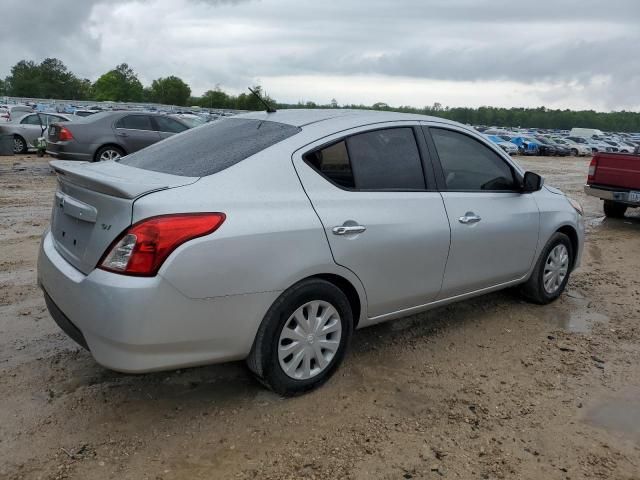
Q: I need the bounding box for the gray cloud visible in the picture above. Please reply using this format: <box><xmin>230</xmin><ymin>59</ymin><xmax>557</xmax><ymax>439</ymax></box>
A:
<box><xmin>1</xmin><ymin>0</ymin><xmax>639</xmax><ymax>110</ymax></box>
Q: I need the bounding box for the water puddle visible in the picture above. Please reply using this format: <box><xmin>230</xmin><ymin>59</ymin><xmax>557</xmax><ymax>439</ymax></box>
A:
<box><xmin>541</xmin><ymin>291</ymin><xmax>609</xmax><ymax>333</ymax></box>
<box><xmin>585</xmin><ymin>388</ymin><xmax>640</xmax><ymax>442</ymax></box>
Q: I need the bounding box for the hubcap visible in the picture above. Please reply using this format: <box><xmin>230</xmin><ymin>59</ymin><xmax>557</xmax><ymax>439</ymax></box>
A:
<box><xmin>14</xmin><ymin>138</ymin><xmax>23</xmax><ymax>153</ymax></box>
<box><xmin>278</xmin><ymin>300</ymin><xmax>342</xmax><ymax>380</ymax></box>
<box><xmin>99</xmin><ymin>149</ymin><xmax>121</xmax><ymax>161</ymax></box>
<box><xmin>543</xmin><ymin>244</ymin><xmax>569</xmax><ymax>294</ymax></box>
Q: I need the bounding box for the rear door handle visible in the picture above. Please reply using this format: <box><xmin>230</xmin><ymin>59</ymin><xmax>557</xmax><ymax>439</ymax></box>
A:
<box><xmin>116</xmin><ymin>131</ymin><xmax>128</xmax><ymax>137</ymax></box>
<box><xmin>332</xmin><ymin>225</ymin><xmax>366</xmax><ymax>235</ymax></box>
<box><xmin>458</xmin><ymin>212</ymin><xmax>482</xmax><ymax>224</ymax></box>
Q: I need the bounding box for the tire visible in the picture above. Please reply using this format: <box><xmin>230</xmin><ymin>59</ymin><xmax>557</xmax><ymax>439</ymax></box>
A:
<box><xmin>13</xmin><ymin>135</ymin><xmax>27</xmax><ymax>154</ymax></box>
<box><xmin>94</xmin><ymin>145</ymin><xmax>124</xmax><ymax>162</ymax></box>
<box><xmin>247</xmin><ymin>279</ymin><xmax>353</xmax><ymax>396</ymax></box>
<box><xmin>603</xmin><ymin>200</ymin><xmax>627</xmax><ymax>218</ymax></box>
<box><xmin>521</xmin><ymin>232</ymin><xmax>573</xmax><ymax>305</ymax></box>
<box><xmin>570</xmin><ymin>148</ymin><xmax>578</xmax><ymax>156</ymax></box>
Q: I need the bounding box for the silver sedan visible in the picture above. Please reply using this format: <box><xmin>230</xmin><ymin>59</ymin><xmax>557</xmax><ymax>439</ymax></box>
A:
<box><xmin>0</xmin><ymin>112</ymin><xmax>73</xmax><ymax>153</ymax></box>
<box><xmin>38</xmin><ymin>109</ymin><xmax>584</xmax><ymax>395</ymax></box>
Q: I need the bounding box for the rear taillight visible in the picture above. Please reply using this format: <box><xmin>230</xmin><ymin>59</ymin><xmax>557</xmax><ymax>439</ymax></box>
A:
<box><xmin>99</xmin><ymin>213</ymin><xmax>226</xmax><ymax>276</ymax></box>
<box><xmin>58</xmin><ymin>126</ymin><xmax>74</xmax><ymax>141</ymax></box>
<box><xmin>587</xmin><ymin>156</ymin><xmax>598</xmax><ymax>183</ymax></box>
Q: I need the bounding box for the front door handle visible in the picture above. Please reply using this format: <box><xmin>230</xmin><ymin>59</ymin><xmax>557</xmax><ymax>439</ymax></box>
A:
<box><xmin>332</xmin><ymin>225</ymin><xmax>366</xmax><ymax>235</ymax></box>
<box><xmin>458</xmin><ymin>212</ymin><xmax>482</xmax><ymax>224</ymax></box>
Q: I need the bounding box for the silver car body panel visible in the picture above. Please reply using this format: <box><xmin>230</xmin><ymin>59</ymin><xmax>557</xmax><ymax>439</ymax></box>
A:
<box><xmin>38</xmin><ymin>109</ymin><xmax>584</xmax><ymax>373</ymax></box>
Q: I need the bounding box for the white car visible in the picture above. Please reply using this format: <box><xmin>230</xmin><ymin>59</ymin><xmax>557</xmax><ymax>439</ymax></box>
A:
<box><xmin>552</xmin><ymin>138</ymin><xmax>591</xmax><ymax>156</ymax></box>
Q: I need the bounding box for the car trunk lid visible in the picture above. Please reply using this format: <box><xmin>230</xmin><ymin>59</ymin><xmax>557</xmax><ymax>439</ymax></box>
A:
<box><xmin>49</xmin><ymin>160</ymin><xmax>198</xmax><ymax>274</ymax></box>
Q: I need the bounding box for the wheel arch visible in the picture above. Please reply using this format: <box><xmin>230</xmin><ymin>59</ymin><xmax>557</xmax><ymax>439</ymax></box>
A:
<box><xmin>556</xmin><ymin>224</ymin><xmax>579</xmax><ymax>270</ymax></box>
<box><xmin>309</xmin><ymin>273</ymin><xmax>363</xmax><ymax>328</ymax></box>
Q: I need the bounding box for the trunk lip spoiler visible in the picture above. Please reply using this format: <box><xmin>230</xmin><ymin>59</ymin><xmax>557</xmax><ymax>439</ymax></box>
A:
<box><xmin>49</xmin><ymin>160</ymin><xmax>199</xmax><ymax>199</ymax></box>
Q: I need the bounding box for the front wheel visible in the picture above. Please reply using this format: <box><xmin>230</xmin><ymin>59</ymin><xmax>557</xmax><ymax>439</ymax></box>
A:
<box><xmin>603</xmin><ymin>200</ymin><xmax>627</xmax><ymax>218</ymax></box>
<box><xmin>521</xmin><ymin>232</ymin><xmax>573</xmax><ymax>304</ymax></box>
<box><xmin>247</xmin><ymin>279</ymin><xmax>353</xmax><ymax>396</ymax></box>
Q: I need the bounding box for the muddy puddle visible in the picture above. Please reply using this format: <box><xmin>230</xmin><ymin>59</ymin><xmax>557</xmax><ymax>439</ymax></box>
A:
<box><xmin>585</xmin><ymin>388</ymin><xmax>640</xmax><ymax>442</ymax></box>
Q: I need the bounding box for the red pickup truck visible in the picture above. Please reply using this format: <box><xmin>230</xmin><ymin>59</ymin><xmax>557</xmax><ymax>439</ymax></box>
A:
<box><xmin>585</xmin><ymin>150</ymin><xmax>640</xmax><ymax>217</ymax></box>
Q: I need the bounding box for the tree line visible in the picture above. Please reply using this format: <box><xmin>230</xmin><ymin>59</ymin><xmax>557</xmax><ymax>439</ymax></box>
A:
<box><xmin>2</xmin><ymin>58</ymin><xmax>640</xmax><ymax>132</ymax></box>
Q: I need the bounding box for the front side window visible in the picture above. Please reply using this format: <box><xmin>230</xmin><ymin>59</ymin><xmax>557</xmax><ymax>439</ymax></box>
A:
<box><xmin>305</xmin><ymin>127</ymin><xmax>426</xmax><ymax>191</ymax></box>
<box><xmin>430</xmin><ymin>128</ymin><xmax>517</xmax><ymax>191</ymax></box>
<box><xmin>115</xmin><ymin>115</ymin><xmax>154</xmax><ymax>131</ymax></box>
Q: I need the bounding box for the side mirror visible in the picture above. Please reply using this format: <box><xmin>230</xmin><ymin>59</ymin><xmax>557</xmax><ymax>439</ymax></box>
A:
<box><xmin>522</xmin><ymin>171</ymin><xmax>544</xmax><ymax>193</ymax></box>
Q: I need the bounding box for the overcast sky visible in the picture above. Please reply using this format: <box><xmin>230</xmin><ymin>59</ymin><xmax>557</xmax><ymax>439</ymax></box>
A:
<box><xmin>2</xmin><ymin>0</ymin><xmax>639</xmax><ymax>110</ymax></box>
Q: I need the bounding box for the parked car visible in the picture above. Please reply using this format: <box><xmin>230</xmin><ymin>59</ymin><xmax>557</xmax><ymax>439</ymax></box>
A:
<box><xmin>46</xmin><ymin>111</ymin><xmax>192</xmax><ymax>162</ymax></box>
<box><xmin>535</xmin><ymin>136</ymin><xmax>569</xmax><ymax>156</ymax></box>
<box><xmin>484</xmin><ymin>135</ymin><xmax>519</xmax><ymax>155</ymax></box>
<box><xmin>0</xmin><ymin>104</ymin><xmax>34</xmax><ymax>122</ymax></box>
<box><xmin>584</xmin><ymin>151</ymin><xmax>640</xmax><ymax>218</ymax></box>
<box><xmin>38</xmin><ymin>109</ymin><xmax>585</xmax><ymax>395</ymax></box>
<box><xmin>73</xmin><ymin>109</ymin><xmax>99</xmax><ymax>118</ymax></box>
<box><xmin>169</xmin><ymin>113</ymin><xmax>206</xmax><ymax>128</ymax></box>
<box><xmin>566</xmin><ymin>136</ymin><xmax>614</xmax><ymax>154</ymax></box>
<box><xmin>506</xmin><ymin>136</ymin><xmax>543</xmax><ymax>155</ymax></box>
<box><xmin>0</xmin><ymin>112</ymin><xmax>73</xmax><ymax>153</ymax></box>
<box><xmin>551</xmin><ymin>137</ymin><xmax>592</xmax><ymax>156</ymax></box>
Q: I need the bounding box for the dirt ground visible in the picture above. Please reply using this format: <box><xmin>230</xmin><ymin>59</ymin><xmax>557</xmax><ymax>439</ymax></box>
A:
<box><xmin>1</xmin><ymin>153</ymin><xmax>639</xmax><ymax>480</ymax></box>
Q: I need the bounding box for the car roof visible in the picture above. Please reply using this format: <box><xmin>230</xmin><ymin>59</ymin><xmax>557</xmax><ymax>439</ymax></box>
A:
<box><xmin>237</xmin><ymin>108</ymin><xmax>463</xmax><ymax>129</ymax></box>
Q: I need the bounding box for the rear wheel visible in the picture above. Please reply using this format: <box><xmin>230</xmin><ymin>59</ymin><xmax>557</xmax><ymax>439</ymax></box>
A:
<box><xmin>603</xmin><ymin>200</ymin><xmax>627</xmax><ymax>218</ymax></box>
<box><xmin>94</xmin><ymin>145</ymin><xmax>124</xmax><ymax>162</ymax></box>
<box><xmin>13</xmin><ymin>135</ymin><xmax>27</xmax><ymax>154</ymax></box>
<box><xmin>570</xmin><ymin>148</ymin><xmax>578</xmax><ymax>156</ymax></box>
<box><xmin>247</xmin><ymin>279</ymin><xmax>353</xmax><ymax>396</ymax></box>
<box><xmin>521</xmin><ymin>232</ymin><xmax>573</xmax><ymax>304</ymax></box>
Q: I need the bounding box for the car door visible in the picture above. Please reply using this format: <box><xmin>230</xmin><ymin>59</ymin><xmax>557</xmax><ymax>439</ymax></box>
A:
<box><xmin>422</xmin><ymin>125</ymin><xmax>540</xmax><ymax>298</ymax></box>
<box><xmin>113</xmin><ymin>114</ymin><xmax>161</xmax><ymax>152</ymax></box>
<box><xmin>292</xmin><ymin>124</ymin><xmax>451</xmax><ymax>318</ymax></box>
<box><xmin>18</xmin><ymin>114</ymin><xmax>43</xmax><ymax>146</ymax></box>
<box><xmin>152</xmin><ymin>116</ymin><xmax>189</xmax><ymax>140</ymax></box>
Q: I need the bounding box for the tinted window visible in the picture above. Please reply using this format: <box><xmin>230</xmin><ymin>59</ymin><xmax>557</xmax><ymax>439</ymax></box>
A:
<box><xmin>48</xmin><ymin>115</ymin><xmax>68</xmax><ymax>124</ymax></box>
<box><xmin>115</xmin><ymin>115</ymin><xmax>154</xmax><ymax>131</ymax></box>
<box><xmin>119</xmin><ymin>118</ymin><xmax>300</xmax><ymax>177</ymax></box>
<box><xmin>430</xmin><ymin>128</ymin><xmax>517</xmax><ymax>191</ymax></box>
<box><xmin>305</xmin><ymin>128</ymin><xmax>426</xmax><ymax>190</ymax></box>
<box><xmin>305</xmin><ymin>141</ymin><xmax>354</xmax><ymax>188</ymax></box>
<box><xmin>154</xmin><ymin>116</ymin><xmax>189</xmax><ymax>133</ymax></box>
<box><xmin>347</xmin><ymin>128</ymin><xmax>425</xmax><ymax>190</ymax></box>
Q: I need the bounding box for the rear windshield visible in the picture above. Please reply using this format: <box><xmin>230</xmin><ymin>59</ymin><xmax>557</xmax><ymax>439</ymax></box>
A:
<box><xmin>118</xmin><ymin>118</ymin><xmax>300</xmax><ymax>177</ymax></box>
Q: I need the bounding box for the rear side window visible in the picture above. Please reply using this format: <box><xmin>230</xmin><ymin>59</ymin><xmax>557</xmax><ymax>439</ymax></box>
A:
<box><xmin>115</xmin><ymin>115</ymin><xmax>154</xmax><ymax>131</ymax></box>
<box><xmin>21</xmin><ymin>115</ymin><xmax>41</xmax><ymax>125</ymax></box>
<box><xmin>430</xmin><ymin>128</ymin><xmax>516</xmax><ymax>191</ymax></box>
<box><xmin>305</xmin><ymin>127</ymin><xmax>426</xmax><ymax>190</ymax></box>
<box><xmin>119</xmin><ymin>118</ymin><xmax>300</xmax><ymax>177</ymax></box>
<box><xmin>154</xmin><ymin>116</ymin><xmax>189</xmax><ymax>133</ymax></box>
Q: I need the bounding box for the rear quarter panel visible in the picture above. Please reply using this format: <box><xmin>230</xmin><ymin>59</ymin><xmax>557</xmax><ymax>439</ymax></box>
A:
<box><xmin>131</xmin><ymin>140</ymin><xmax>367</xmax><ymax>315</ymax></box>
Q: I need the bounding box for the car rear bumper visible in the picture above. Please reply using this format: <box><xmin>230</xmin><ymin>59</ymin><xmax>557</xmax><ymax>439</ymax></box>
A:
<box><xmin>584</xmin><ymin>185</ymin><xmax>640</xmax><ymax>206</ymax></box>
<box><xmin>37</xmin><ymin>230</ymin><xmax>278</xmax><ymax>373</ymax></box>
<box><xmin>46</xmin><ymin>141</ymin><xmax>92</xmax><ymax>161</ymax></box>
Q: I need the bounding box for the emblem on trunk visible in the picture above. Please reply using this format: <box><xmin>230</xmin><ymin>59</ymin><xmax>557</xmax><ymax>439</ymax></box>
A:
<box><xmin>101</xmin><ymin>224</ymin><xmax>112</xmax><ymax>231</ymax></box>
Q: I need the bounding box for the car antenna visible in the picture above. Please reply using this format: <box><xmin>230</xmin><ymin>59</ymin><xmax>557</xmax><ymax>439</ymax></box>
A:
<box><xmin>248</xmin><ymin>87</ymin><xmax>276</xmax><ymax>113</ymax></box>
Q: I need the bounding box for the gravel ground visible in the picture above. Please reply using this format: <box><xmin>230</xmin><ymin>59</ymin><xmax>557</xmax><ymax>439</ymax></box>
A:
<box><xmin>1</xmin><ymin>154</ymin><xmax>639</xmax><ymax>480</ymax></box>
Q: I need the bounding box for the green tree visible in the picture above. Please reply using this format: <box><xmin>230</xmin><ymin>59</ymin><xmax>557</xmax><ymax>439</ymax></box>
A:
<box><xmin>200</xmin><ymin>87</ymin><xmax>231</xmax><ymax>109</ymax></box>
<box><xmin>92</xmin><ymin>63</ymin><xmax>144</xmax><ymax>102</ymax></box>
<box><xmin>5</xmin><ymin>60</ymin><xmax>40</xmax><ymax>97</ymax></box>
<box><xmin>149</xmin><ymin>76</ymin><xmax>191</xmax><ymax>106</ymax></box>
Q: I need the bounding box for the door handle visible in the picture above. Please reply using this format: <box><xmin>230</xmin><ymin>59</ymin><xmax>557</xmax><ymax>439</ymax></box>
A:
<box><xmin>332</xmin><ymin>225</ymin><xmax>366</xmax><ymax>235</ymax></box>
<box><xmin>116</xmin><ymin>132</ymin><xmax>128</xmax><ymax>137</ymax></box>
<box><xmin>458</xmin><ymin>212</ymin><xmax>482</xmax><ymax>224</ymax></box>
